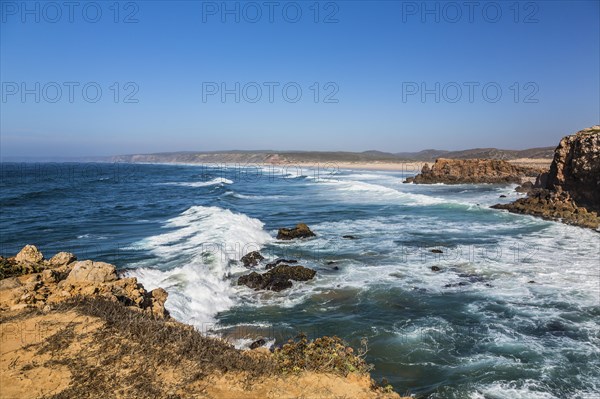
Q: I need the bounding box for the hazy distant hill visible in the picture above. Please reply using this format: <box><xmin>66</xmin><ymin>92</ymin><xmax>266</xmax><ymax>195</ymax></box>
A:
<box><xmin>111</xmin><ymin>146</ymin><xmax>555</xmax><ymax>164</ymax></box>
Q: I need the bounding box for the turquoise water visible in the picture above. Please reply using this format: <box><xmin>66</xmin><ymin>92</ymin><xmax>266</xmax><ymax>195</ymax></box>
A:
<box><xmin>1</xmin><ymin>162</ymin><xmax>598</xmax><ymax>398</ymax></box>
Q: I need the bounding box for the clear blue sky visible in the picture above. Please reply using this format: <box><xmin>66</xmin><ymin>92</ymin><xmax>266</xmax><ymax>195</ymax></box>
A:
<box><xmin>1</xmin><ymin>0</ymin><xmax>599</xmax><ymax>157</ymax></box>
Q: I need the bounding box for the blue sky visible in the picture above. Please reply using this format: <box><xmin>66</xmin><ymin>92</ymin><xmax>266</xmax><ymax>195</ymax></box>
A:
<box><xmin>1</xmin><ymin>0</ymin><xmax>599</xmax><ymax>157</ymax></box>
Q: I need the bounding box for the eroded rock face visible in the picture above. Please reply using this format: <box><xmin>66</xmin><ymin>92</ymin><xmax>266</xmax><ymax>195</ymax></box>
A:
<box><xmin>404</xmin><ymin>159</ymin><xmax>538</xmax><ymax>184</ymax></box>
<box><xmin>50</xmin><ymin>252</ymin><xmax>77</xmax><ymax>266</ymax></box>
<box><xmin>15</xmin><ymin>245</ymin><xmax>44</xmax><ymax>264</ymax></box>
<box><xmin>238</xmin><ymin>264</ymin><xmax>316</xmax><ymax>292</ymax></box>
<box><xmin>67</xmin><ymin>260</ymin><xmax>118</xmax><ymax>283</ymax></box>
<box><xmin>492</xmin><ymin>126</ymin><xmax>600</xmax><ymax>229</ymax></box>
<box><xmin>546</xmin><ymin>126</ymin><xmax>600</xmax><ymax>212</ymax></box>
<box><xmin>276</xmin><ymin>224</ymin><xmax>316</xmax><ymax>240</ymax></box>
<box><xmin>492</xmin><ymin>189</ymin><xmax>600</xmax><ymax>229</ymax></box>
<box><xmin>0</xmin><ymin>246</ymin><xmax>169</xmax><ymax>318</ymax></box>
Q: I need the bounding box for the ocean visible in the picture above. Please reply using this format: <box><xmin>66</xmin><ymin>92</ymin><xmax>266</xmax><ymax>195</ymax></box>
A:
<box><xmin>1</xmin><ymin>162</ymin><xmax>598</xmax><ymax>398</ymax></box>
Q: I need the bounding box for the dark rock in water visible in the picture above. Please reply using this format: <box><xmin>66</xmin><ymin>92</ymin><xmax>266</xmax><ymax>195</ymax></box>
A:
<box><xmin>277</xmin><ymin>223</ymin><xmax>316</xmax><ymax>240</ymax></box>
<box><xmin>431</xmin><ymin>266</ymin><xmax>441</xmax><ymax>272</ymax></box>
<box><xmin>240</xmin><ymin>251</ymin><xmax>264</xmax><ymax>267</ymax></box>
<box><xmin>265</xmin><ymin>258</ymin><xmax>297</xmax><ymax>269</ymax></box>
<box><xmin>528</xmin><ymin>280</ymin><xmax>536</xmax><ymax>284</ymax></box>
<box><xmin>332</xmin><ymin>266</ymin><xmax>340</xmax><ymax>270</ymax></box>
<box><xmin>342</xmin><ymin>235</ymin><xmax>358</xmax><ymax>239</ymax></box>
<box><xmin>237</xmin><ymin>272</ymin><xmax>264</xmax><ymax>290</ymax></box>
<box><xmin>326</xmin><ymin>261</ymin><xmax>337</xmax><ymax>265</ymax></box>
<box><xmin>263</xmin><ymin>277</ymin><xmax>293</xmax><ymax>292</ymax></box>
<box><xmin>430</xmin><ymin>249</ymin><xmax>443</xmax><ymax>254</ymax></box>
<box><xmin>268</xmin><ymin>264</ymin><xmax>316</xmax><ymax>281</ymax></box>
<box><xmin>250</xmin><ymin>338</ymin><xmax>266</xmax><ymax>350</ymax></box>
<box><xmin>485</xmin><ymin>283</ymin><xmax>493</xmax><ymax>287</ymax></box>
<box><xmin>499</xmin><ymin>195</ymin><xmax>507</xmax><ymax>198</ymax></box>
<box><xmin>237</xmin><ymin>264</ymin><xmax>316</xmax><ymax>292</ymax></box>
<box><xmin>444</xmin><ymin>282</ymin><xmax>468</xmax><ymax>288</ymax></box>
<box><xmin>515</xmin><ymin>181</ymin><xmax>534</xmax><ymax>193</ymax></box>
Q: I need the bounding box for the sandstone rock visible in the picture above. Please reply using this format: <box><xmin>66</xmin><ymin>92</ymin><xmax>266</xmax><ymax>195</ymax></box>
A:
<box><xmin>546</xmin><ymin>126</ymin><xmax>600</xmax><ymax>212</ymax></box>
<box><xmin>404</xmin><ymin>159</ymin><xmax>535</xmax><ymax>185</ymax></box>
<box><xmin>66</xmin><ymin>260</ymin><xmax>117</xmax><ymax>283</ymax></box>
<box><xmin>240</xmin><ymin>251</ymin><xmax>264</xmax><ymax>267</ymax></box>
<box><xmin>49</xmin><ymin>252</ymin><xmax>77</xmax><ymax>266</ymax></box>
<box><xmin>15</xmin><ymin>245</ymin><xmax>44</xmax><ymax>263</ymax></box>
<box><xmin>277</xmin><ymin>223</ymin><xmax>316</xmax><ymax>240</ymax></box>
<box><xmin>41</xmin><ymin>269</ymin><xmax>58</xmax><ymax>284</ymax></box>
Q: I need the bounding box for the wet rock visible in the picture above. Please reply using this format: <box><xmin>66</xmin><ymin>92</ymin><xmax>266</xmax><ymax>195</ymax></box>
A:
<box><xmin>430</xmin><ymin>249</ymin><xmax>443</xmax><ymax>254</ymax></box>
<box><xmin>249</xmin><ymin>338</ymin><xmax>266</xmax><ymax>349</ymax></box>
<box><xmin>240</xmin><ymin>251</ymin><xmax>264</xmax><ymax>268</ymax></box>
<box><xmin>238</xmin><ymin>264</ymin><xmax>316</xmax><ymax>292</ymax></box>
<box><xmin>342</xmin><ymin>235</ymin><xmax>358</xmax><ymax>239</ymax></box>
<box><xmin>515</xmin><ymin>181</ymin><xmax>534</xmax><ymax>193</ymax></box>
<box><xmin>265</xmin><ymin>258</ymin><xmax>297</xmax><ymax>269</ymax></box>
<box><xmin>237</xmin><ymin>272</ymin><xmax>264</xmax><ymax>290</ymax></box>
<box><xmin>326</xmin><ymin>261</ymin><xmax>337</xmax><ymax>265</ymax></box>
<box><xmin>15</xmin><ymin>245</ymin><xmax>44</xmax><ymax>264</ymax></box>
<box><xmin>499</xmin><ymin>195</ymin><xmax>507</xmax><ymax>198</ymax></box>
<box><xmin>431</xmin><ymin>266</ymin><xmax>441</xmax><ymax>272</ymax></box>
<box><xmin>276</xmin><ymin>223</ymin><xmax>316</xmax><ymax>240</ymax></box>
<box><xmin>528</xmin><ymin>280</ymin><xmax>536</xmax><ymax>284</ymax></box>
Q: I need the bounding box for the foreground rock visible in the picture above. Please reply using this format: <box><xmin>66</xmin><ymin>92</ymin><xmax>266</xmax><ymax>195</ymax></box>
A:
<box><xmin>0</xmin><ymin>245</ymin><xmax>168</xmax><ymax>317</ymax></box>
<box><xmin>277</xmin><ymin>223</ymin><xmax>316</xmax><ymax>240</ymax></box>
<box><xmin>238</xmin><ymin>264</ymin><xmax>317</xmax><ymax>292</ymax></box>
<box><xmin>492</xmin><ymin>126</ymin><xmax>600</xmax><ymax>229</ymax></box>
<box><xmin>404</xmin><ymin>158</ymin><xmax>540</xmax><ymax>184</ymax></box>
<box><xmin>0</xmin><ymin>249</ymin><xmax>402</xmax><ymax>399</ymax></box>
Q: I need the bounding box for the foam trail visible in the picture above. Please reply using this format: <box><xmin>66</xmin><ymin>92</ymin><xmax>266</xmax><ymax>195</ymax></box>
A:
<box><xmin>127</xmin><ymin>206</ymin><xmax>271</xmax><ymax>326</ymax></box>
<box><xmin>161</xmin><ymin>177</ymin><xmax>233</xmax><ymax>187</ymax></box>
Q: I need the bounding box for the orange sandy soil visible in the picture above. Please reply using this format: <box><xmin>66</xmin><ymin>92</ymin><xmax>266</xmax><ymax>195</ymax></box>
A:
<box><xmin>0</xmin><ymin>284</ymin><xmax>407</xmax><ymax>399</ymax></box>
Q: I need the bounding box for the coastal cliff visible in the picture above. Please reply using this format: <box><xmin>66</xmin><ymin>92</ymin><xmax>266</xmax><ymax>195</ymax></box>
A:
<box><xmin>0</xmin><ymin>245</ymin><xmax>403</xmax><ymax>399</ymax></box>
<box><xmin>404</xmin><ymin>158</ymin><xmax>540</xmax><ymax>184</ymax></box>
<box><xmin>492</xmin><ymin>126</ymin><xmax>600</xmax><ymax>229</ymax></box>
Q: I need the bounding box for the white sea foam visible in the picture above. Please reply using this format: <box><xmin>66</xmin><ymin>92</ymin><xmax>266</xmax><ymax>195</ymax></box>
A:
<box><xmin>127</xmin><ymin>206</ymin><xmax>271</xmax><ymax>326</ymax></box>
<box><xmin>161</xmin><ymin>177</ymin><xmax>233</xmax><ymax>187</ymax></box>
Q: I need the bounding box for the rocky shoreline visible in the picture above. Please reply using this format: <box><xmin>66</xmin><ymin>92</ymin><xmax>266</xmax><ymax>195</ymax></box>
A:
<box><xmin>492</xmin><ymin>126</ymin><xmax>600</xmax><ymax>230</ymax></box>
<box><xmin>0</xmin><ymin>245</ymin><xmax>402</xmax><ymax>399</ymax></box>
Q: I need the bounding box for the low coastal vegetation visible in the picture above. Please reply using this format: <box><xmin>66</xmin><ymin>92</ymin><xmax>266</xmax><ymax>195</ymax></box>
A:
<box><xmin>0</xmin><ymin>245</ymin><xmax>402</xmax><ymax>399</ymax></box>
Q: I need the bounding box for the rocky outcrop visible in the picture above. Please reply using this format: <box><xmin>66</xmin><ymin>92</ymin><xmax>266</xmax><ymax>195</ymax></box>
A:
<box><xmin>277</xmin><ymin>223</ymin><xmax>316</xmax><ymax>240</ymax></box>
<box><xmin>492</xmin><ymin>188</ymin><xmax>600</xmax><ymax>229</ymax></box>
<box><xmin>404</xmin><ymin>158</ymin><xmax>539</xmax><ymax>184</ymax></box>
<box><xmin>241</xmin><ymin>251</ymin><xmax>264</xmax><ymax>267</ymax></box>
<box><xmin>545</xmin><ymin>126</ymin><xmax>600</xmax><ymax>212</ymax></box>
<box><xmin>238</xmin><ymin>264</ymin><xmax>316</xmax><ymax>292</ymax></box>
<box><xmin>0</xmin><ymin>245</ymin><xmax>168</xmax><ymax>317</ymax></box>
<box><xmin>492</xmin><ymin>126</ymin><xmax>600</xmax><ymax>229</ymax></box>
